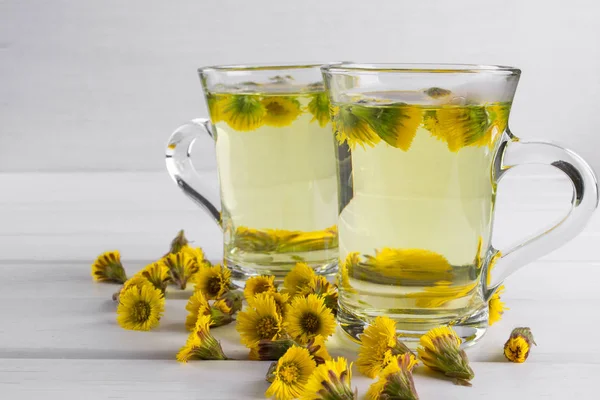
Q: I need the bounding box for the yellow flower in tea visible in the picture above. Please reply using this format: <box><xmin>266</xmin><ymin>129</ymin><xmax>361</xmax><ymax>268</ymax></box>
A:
<box><xmin>363</xmin><ymin>247</ymin><xmax>452</xmax><ymax>284</ymax></box>
<box><xmin>283</xmin><ymin>262</ymin><xmax>316</xmax><ymax>297</ymax></box>
<box><xmin>307</xmin><ymin>92</ymin><xmax>330</xmax><ymax>127</ymax></box>
<box><xmin>277</xmin><ymin>225</ymin><xmax>339</xmax><ymax>253</ymax></box>
<box><xmin>338</xmin><ymin>253</ymin><xmax>358</xmax><ymax>294</ymax></box>
<box><xmin>489</xmin><ymin>285</ymin><xmax>507</xmax><ymax>325</ymax></box>
<box><xmin>244</xmin><ymin>275</ymin><xmax>277</xmax><ymax>301</ymax></box>
<box><xmin>331</xmin><ymin>104</ymin><xmax>381</xmax><ymax>148</ymax></box>
<box><xmin>357</xmin><ymin>316</ymin><xmax>415</xmax><ymax>378</ymax></box>
<box><xmin>233</xmin><ymin>226</ymin><xmax>281</xmax><ymax>253</ymax></box>
<box><xmin>116</xmin><ymin>283</ymin><xmax>165</xmax><ymax>331</ymax></box>
<box><xmin>137</xmin><ymin>262</ymin><xmax>170</xmax><ymax>294</ymax></box>
<box><xmin>161</xmin><ymin>251</ymin><xmax>199</xmax><ymax>290</ymax></box>
<box><xmin>504</xmin><ymin>327</ymin><xmax>536</xmax><ymax>363</ymax></box>
<box><xmin>185</xmin><ymin>290</ymin><xmax>210</xmax><ymax>331</ymax></box>
<box><xmin>91</xmin><ymin>250</ymin><xmax>127</xmax><ymax>283</ymax></box>
<box><xmin>206</xmin><ymin>92</ymin><xmax>227</xmax><ymax>123</ymax></box>
<box><xmin>248</xmin><ymin>291</ymin><xmax>290</xmax><ymax>318</ymax></box>
<box><xmin>427</xmin><ymin>105</ymin><xmax>489</xmax><ymax>152</ymax></box>
<box><xmin>167</xmin><ymin>229</ymin><xmax>188</xmax><ymax>255</ymax></box>
<box><xmin>408</xmin><ymin>281</ymin><xmax>477</xmax><ymax>308</ymax></box>
<box><xmin>236</xmin><ymin>293</ymin><xmax>283</xmax><ymax>348</ymax></box>
<box><xmin>300</xmin><ymin>357</ymin><xmax>355</xmax><ymax>400</ymax></box>
<box><xmin>306</xmin><ymin>335</ymin><xmax>332</xmax><ymax>365</ymax></box>
<box><xmin>483</xmin><ymin>102</ymin><xmax>510</xmax><ymax>146</ymax></box>
<box><xmin>176</xmin><ymin>315</ymin><xmax>228</xmax><ymax>362</ymax></box>
<box><xmin>266</xmin><ymin>346</ymin><xmax>316</xmax><ymax>400</ymax></box>
<box><xmin>417</xmin><ymin>326</ymin><xmax>474</xmax><ymax>386</ymax></box>
<box><xmin>194</xmin><ymin>264</ymin><xmax>231</xmax><ymax>300</ymax></box>
<box><xmin>366</xmin><ymin>353</ymin><xmax>419</xmax><ymax>400</ymax></box>
<box><xmin>285</xmin><ymin>294</ymin><xmax>336</xmax><ymax>345</ymax></box>
<box><xmin>262</xmin><ymin>96</ymin><xmax>302</xmax><ymax>127</ymax></box>
<box><xmin>221</xmin><ymin>94</ymin><xmax>266</xmax><ymax>131</ymax></box>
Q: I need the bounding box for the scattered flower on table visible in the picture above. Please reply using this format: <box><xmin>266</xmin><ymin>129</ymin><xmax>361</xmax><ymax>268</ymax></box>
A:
<box><xmin>417</xmin><ymin>326</ymin><xmax>474</xmax><ymax>386</ymax></box>
<box><xmin>184</xmin><ymin>290</ymin><xmax>211</xmax><ymax>331</ymax></box>
<box><xmin>367</xmin><ymin>353</ymin><xmax>419</xmax><ymax>400</ymax></box>
<box><xmin>116</xmin><ymin>282</ymin><xmax>165</xmax><ymax>331</ymax></box>
<box><xmin>176</xmin><ymin>314</ymin><xmax>228</xmax><ymax>362</ymax></box>
<box><xmin>298</xmin><ymin>275</ymin><xmax>339</xmax><ymax>315</ymax></box>
<box><xmin>237</xmin><ymin>293</ymin><xmax>283</xmax><ymax>349</ymax></box>
<box><xmin>161</xmin><ymin>251</ymin><xmax>199</xmax><ymax>290</ymax></box>
<box><xmin>357</xmin><ymin>316</ymin><xmax>416</xmax><ymax>379</ymax></box>
<box><xmin>266</xmin><ymin>346</ymin><xmax>316</xmax><ymax>400</ymax></box>
<box><xmin>504</xmin><ymin>327</ymin><xmax>536</xmax><ymax>363</ymax></box>
<box><xmin>285</xmin><ymin>294</ymin><xmax>336</xmax><ymax>345</ymax></box>
<box><xmin>305</xmin><ymin>335</ymin><xmax>332</xmax><ymax>365</ymax></box>
<box><xmin>217</xmin><ymin>289</ymin><xmax>244</xmax><ymax>315</ymax></box>
<box><xmin>249</xmin><ymin>291</ymin><xmax>290</xmax><ymax>318</ymax></box>
<box><xmin>136</xmin><ymin>261</ymin><xmax>170</xmax><ymax>294</ymax></box>
<box><xmin>300</xmin><ymin>357</ymin><xmax>356</xmax><ymax>400</ymax></box>
<box><xmin>283</xmin><ymin>262</ymin><xmax>316</xmax><ymax>296</ymax></box>
<box><xmin>244</xmin><ymin>275</ymin><xmax>277</xmax><ymax>300</ymax></box>
<box><xmin>91</xmin><ymin>250</ymin><xmax>127</xmax><ymax>283</ymax></box>
<box><xmin>194</xmin><ymin>264</ymin><xmax>232</xmax><ymax>299</ymax></box>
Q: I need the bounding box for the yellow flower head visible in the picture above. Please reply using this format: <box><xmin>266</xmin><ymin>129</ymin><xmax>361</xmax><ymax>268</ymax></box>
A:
<box><xmin>298</xmin><ymin>275</ymin><xmax>339</xmax><ymax>315</ymax></box>
<box><xmin>306</xmin><ymin>335</ymin><xmax>332</xmax><ymax>365</ymax></box>
<box><xmin>244</xmin><ymin>275</ymin><xmax>277</xmax><ymax>301</ymax></box>
<box><xmin>217</xmin><ymin>289</ymin><xmax>244</xmax><ymax>315</ymax></box>
<box><xmin>207</xmin><ymin>92</ymin><xmax>228</xmax><ymax>123</ymax></box>
<box><xmin>176</xmin><ymin>315</ymin><xmax>228</xmax><ymax>362</ymax></box>
<box><xmin>185</xmin><ymin>290</ymin><xmax>210</xmax><ymax>331</ymax></box>
<box><xmin>366</xmin><ymin>353</ymin><xmax>419</xmax><ymax>400</ymax></box>
<box><xmin>489</xmin><ymin>285</ymin><xmax>507</xmax><ymax>326</ymax></box>
<box><xmin>113</xmin><ymin>275</ymin><xmax>150</xmax><ymax>302</ymax></box>
<box><xmin>248</xmin><ymin>291</ymin><xmax>290</xmax><ymax>318</ymax></box>
<box><xmin>357</xmin><ymin>316</ymin><xmax>415</xmax><ymax>378</ymax></box>
<box><xmin>181</xmin><ymin>245</ymin><xmax>210</xmax><ymax>268</ymax></box>
<box><xmin>167</xmin><ymin>229</ymin><xmax>188</xmax><ymax>254</ymax></box>
<box><xmin>116</xmin><ymin>283</ymin><xmax>165</xmax><ymax>331</ymax></box>
<box><xmin>161</xmin><ymin>251</ymin><xmax>199</xmax><ymax>290</ymax></box>
<box><xmin>331</xmin><ymin>104</ymin><xmax>380</xmax><ymax>149</ymax></box>
<box><xmin>417</xmin><ymin>326</ymin><xmax>474</xmax><ymax>386</ymax></box>
<box><xmin>221</xmin><ymin>94</ymin><xmax>266</xmax><ymax>131</ymax></box>
<box><xmin>285</xmin><ymin>294</ymin><xmax>336</xmax><ymax>345</ymax></box>
<box><xmin>209</xmin><ymin>299</ymin><xmax>235</xmax><ymax>328</ymax></box>
<box><xmin>300</xmin><ymin>357</ymin><xmax>355</xmax><ymax>400</ymax></box>
<box><xmin>262</xmin><ymin>96</ymin><xmax>302</xmax><ymax>127</ymax></box>
<box><xmin>137</xmin><ymin>262</ymin><xmax>170</xmax><ymax>293</ymax></box>
<box><xmin>92</xmin><ymin>250</ymin><xmax>127</xmax><ymax>283</ymax></box>
<box><xmin>236</xmin><ymin>293</ymin><xmax>283</xmax><ymax>348</ymax></box>
<box><xmin>194</xmin><ymin>264</ymin><xmax>231</xmax><ymax>300</ymax></box>
<box><xmin>338</xmin><ymin>253</ymin><xmax>358</xmax><ymax>294</ymax></box>
<box><xmin>283</xmin><ymin>262</ymin><xmax>316</xmax><ymax>297</ymax></box>
<box><xmin>504</xmin><ymin>327</ymin><xmax>536</xmax><ymax>363</ymax></box>
<box><xmin>265</xmin><ymin>346</ymin><xmax>316</xmax><ymax>400</ymax></box>
<box><xmin>307</xmin><ymin>92</ymin><xmax>330</xmax><ymax>127</ymax></box>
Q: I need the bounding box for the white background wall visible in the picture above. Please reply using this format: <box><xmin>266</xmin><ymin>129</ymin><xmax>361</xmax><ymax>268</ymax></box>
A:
<box><xmin>1</xmin><ymin>0</ymin><xmax>599</xmax><ymax>172</ymax></box>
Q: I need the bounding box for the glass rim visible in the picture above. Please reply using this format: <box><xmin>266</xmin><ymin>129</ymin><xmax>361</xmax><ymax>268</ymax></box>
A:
<box><xmin>199</xmin><ymin>62</ymin><xmax>343</xmax><ymax>74</ymax></box>
<box><xmin>321</xmin><ymin>63</ymin><xmax>521</xmax><ymax>75</ymax></box>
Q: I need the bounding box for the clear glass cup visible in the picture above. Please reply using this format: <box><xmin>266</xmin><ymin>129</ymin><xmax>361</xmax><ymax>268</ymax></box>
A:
<box><xmin>166</xmin><ymin>64</ymin><xmax>339</xmax><ymax>284</ymax></box>
<box><xmin>322</xmin><ymin>63</ymin><xmax>599</xmax><ymax>346</ymax></box>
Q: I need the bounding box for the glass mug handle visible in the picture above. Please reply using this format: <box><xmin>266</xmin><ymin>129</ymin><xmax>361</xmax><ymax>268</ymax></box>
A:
<box><xmin>165</xmin><ymin>118</ymin><xmax>221</xmax><ymax>227</ymax></box>
<box><xmin>486</xmin><ymin>134</ymin><xmax>599</xmax><ymax>296</ymax></box>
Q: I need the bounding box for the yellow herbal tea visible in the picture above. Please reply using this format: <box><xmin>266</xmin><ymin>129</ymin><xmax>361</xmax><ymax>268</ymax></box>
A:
<box><xmin>207</xmin><ymin>88</ymin><xmax>338</xmax><ymax>277</ymax></box>
<box><xmin>333</xmin><ymin>91</ymin><xmax>510</xmax><ymax>341</ymax></box>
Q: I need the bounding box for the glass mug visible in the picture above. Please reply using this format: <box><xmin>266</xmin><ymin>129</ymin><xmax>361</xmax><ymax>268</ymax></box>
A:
<box><xmin>166</xmin><ymin>64</ymin><xmax>339</xmax><ymax>282</ymax></box>
<box><xmin>322</xmin><ymin>63</ymin><xmax>599</xmax><ymax>345</ymax></box>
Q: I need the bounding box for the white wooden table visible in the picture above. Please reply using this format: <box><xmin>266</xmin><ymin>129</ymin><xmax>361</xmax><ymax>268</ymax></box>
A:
<box><xmin>1</xmin><ymin>171</ymin><xmax>598</xmax><ymax>399</ymax></box>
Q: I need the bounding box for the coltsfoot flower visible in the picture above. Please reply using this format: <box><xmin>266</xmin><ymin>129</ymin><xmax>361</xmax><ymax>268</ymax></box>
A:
<box><xmin>161</xmin><ymin>251</ymin><xmax>199</xmax><ymax>290</ymax></box>
<box><xmin>91</xmin><ymin>250</ymin><xmax>127</xmax><ymax>283</ymax></box>
<box><xmin>181</xmin><ymin>245</ymin><xmax>211</xmax><ymax>268</ymax></box>
<box><xmin>194</xmin><ymin>264</ymin><xmax>231</xmax><ymax>299</ymax></box>
<box><xmin>221</xmin><ymin>94</ymin><xmax>266</xmax><ymax>131</ymax></box>
<box><xmin>266</xmin><ymin>346</ymin><xmax>316</xmax><ymax>400</ymax></box>
<box><xmin>417</xmin><ymin>326</ymin><xmax>474</xmax><ymax>386</ymax></box>
<box><xmin>236</xmin><ymin>293</ymin><xmax>283</xmax><ymax>348</ymax></box>
<box><xmin>298</xmin><ymin>275</ymin><xmax>339</xmax><ymax>315</ymax></box>
<box><xmin>504</xmin><ymin>327</ymin><xmax>536</xmax><ymax>363</ymax></box>
<box><xmin>367</xmin><ymin>353</ymin><xmax>419</xmax><ymax>400</ymax></box>
<box><xmin>300</xmin><ymin>357</ymin><xmax>356</xmax><ymax>400</ymax></box>
<box><xmin>262</xmin><ymin>96</ymin><xmax>302</xmax><ymax>127</ymax></box>
<box><xmin>308</xmin><ymin>92</ymin><xmax>330</xmax><ymax>127</ymax></box>
<box><xmin>285</xmin><ymin>294</ymin><xmax>336</xmax><ymax>345</ymax></box>
<box><xmin>257</xmin><ymin>338</ymin><xmax>297</xmax><ymax>361</ymax></box>
<box><xmin>244</xmin><ymin>275</ymin><xmax>277</xmax><ymax>300</ymax></box>
<box><xmin>209</xmin><ymin>299</ymin><xmax>234</xmax><ymax>328</ymax></box>
<box><xmin>248</xmin><ymin>291</ymin><xmax>290</xmax><ymax>318</ymax></box>
<box><xmin>116</xmin><ymin>282</ymin><xmax>165</xmax><ymax>331</ymax></box>
<box><xmin>217</xmin><ymin>289</ymin><xmax>244</xmax><ymax>315</ymax></box>
<box><xmin>137</xmin><ymin>262</ymin><xmax>170</xmax><ymax>294</ymax></box>
<box><xmin>357</xmin><ymin>316</ymin><xmax>416</xmax><ymax>378</ymax></box>
<box><xmin>176</xmin><ymin>315</ymin><xmax>228</xmax><ymax>362</ymax></box>
<box><xmin>283</xmin><ymin>262</ymin><xmax>317</xmax><ymax>297</ymax></box>
<box><xmin>305</xmin><ymin>335</ymin><xmax>332</xmax><ymax>365</ymax></box>
<box><xmin>185</xmin><ymin>291</ymin><xmax>210</xmax><ymax>331</ymax></box>
<box><xmin>167</xmin><ymin>229</ymin><xmax>188</xmax><ymax>254</ymax></box>
<box><xmin>112</xmin><ymin>275</ymin><xmax>151</xmax><ymax>302</ymax></box>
